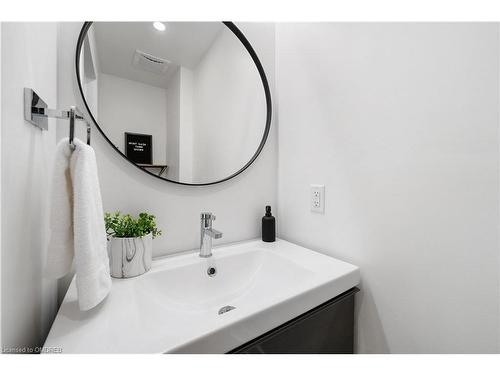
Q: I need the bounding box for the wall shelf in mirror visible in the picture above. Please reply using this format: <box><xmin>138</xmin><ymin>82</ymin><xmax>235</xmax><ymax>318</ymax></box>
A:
<box><xmin>137</xmin><ymin>164</ymin><xmax>169</xmax><ymax>177</ymax></box>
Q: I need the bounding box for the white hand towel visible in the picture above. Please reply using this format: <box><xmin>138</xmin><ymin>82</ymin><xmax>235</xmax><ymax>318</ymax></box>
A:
<box><xmin>46</xmin><ymin>138</ymin><xmax>111</xmax><ymax>311</ymax></box>
<box><xmin>70</xmin><ymin>138</ymin><xmax>112</xmax><ymax>310</ymax></box>
<box><xmin>46</xmin><ymin>138</ymin><xmax>74</xmax><ymax>278</ymax></box>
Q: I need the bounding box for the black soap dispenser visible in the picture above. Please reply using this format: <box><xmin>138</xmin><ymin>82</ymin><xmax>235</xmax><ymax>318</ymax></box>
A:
<box><xmin>262</xmin><ymin>205</ymin><xmax>276</xmax><ymax>242</ymax></box>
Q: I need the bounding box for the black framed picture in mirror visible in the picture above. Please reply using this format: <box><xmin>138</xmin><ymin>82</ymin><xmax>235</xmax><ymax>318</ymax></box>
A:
<box><xmin>125</xmin><ymin>132</ymin><xmax>153</xmax><ymax>165</ymax></box>
<box><xmin>75</xmin><ymin>21</ymin><xmax>272</xmax><ymax>186</ymax></box>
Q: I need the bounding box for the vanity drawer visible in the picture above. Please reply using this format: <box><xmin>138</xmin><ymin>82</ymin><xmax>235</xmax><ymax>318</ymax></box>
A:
<box><xmin>229</xmin><ymin>287</ymin><xmax>359</xmax><ymax>354</ymax></box>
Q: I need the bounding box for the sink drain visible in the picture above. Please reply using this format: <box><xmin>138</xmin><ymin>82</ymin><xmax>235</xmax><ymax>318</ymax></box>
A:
<box><xmin>207</xmin><ymin>267</ymin><xmax>217</xmax><ymax>277</ymax></box>
<box><xmin>218</xmin><ymin>305</ymin><xmax>236</xmax><ymax>315</ymax></box>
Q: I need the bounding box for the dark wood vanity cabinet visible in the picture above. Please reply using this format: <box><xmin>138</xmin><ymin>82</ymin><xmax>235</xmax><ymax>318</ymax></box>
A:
<box><xmin>228</xmin><ymin>287</ymin><xmax>359</xmax><ymax>354</ymax></box>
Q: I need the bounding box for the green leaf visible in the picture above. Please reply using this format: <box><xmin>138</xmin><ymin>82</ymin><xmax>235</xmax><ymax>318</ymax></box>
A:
<box><xmin>104</xmin><ymin>211</ymin><xmax>163</xmax><ymax>239</ymax></box>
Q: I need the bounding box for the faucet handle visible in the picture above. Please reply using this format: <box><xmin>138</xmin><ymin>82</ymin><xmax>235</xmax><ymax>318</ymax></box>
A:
<box><xmin>201</xmin><ymin>212</ymin><xmax>215</xmax><ymax>221</ymax></box>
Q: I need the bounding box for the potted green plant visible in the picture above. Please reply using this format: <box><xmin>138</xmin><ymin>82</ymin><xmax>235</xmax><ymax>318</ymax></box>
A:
<box><xmin>104</xmin><ymin>212</ymin><xmax>162</xmax><ymax>278</ymax></box>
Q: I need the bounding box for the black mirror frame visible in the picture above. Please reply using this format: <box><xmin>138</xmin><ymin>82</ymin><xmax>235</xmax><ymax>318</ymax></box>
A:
<box><xmin>75</xmin><ymin>21</ymin><xmax>272</xmax><ymax>186</ymax></box>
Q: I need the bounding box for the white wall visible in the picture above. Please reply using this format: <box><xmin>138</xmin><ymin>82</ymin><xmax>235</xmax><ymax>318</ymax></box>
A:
<box><xmin>191</xmin><ymin>27</ymin><xmax>268</xmax><ymax>183</ymax></box>
<box><xmin>165</xmin><ymin>67</ymin><xmax>181</xmax><ymax>180</ymax></box>
<box><xmin>98</xmin><ymin>73</ymin><xmax>168</xmax><ymax>165</ymax></box>
<box><xmin>57</xmin><ymin>22</ymin><xmax>277</xmax><ymax>259</ymax></box>
<box><xmin>79</xmin><ymin>27</ymin><xmax>100</xmax><ymax>118</ymax></box>
<box><xmin>178</xmin><ymin>67</ymin><xmax>194</xmax><ymax>182</ymax></box>
<box><xmin>276</xmin><ymin>23</ymin><xmax>499</xmax><ymax>353</ymax></box>
<box><xmin>165</xmin><ymin>66</ymin><xmax>194</xmax><ymax>182</ymax></box>
<box><xmin>0</xmin><ymin>21</ymin><xmax>3</xmax><ymax>349</ymax></box>
<box><xmin>1</xmin><ymin>23</ymin><xmax>59</xmax><ymax>350</ymax></box>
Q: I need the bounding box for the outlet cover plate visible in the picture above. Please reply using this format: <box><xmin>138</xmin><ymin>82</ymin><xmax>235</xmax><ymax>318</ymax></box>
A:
<box><xmin>310</xmin><ymin>184</ymin><xmax>325</xmax><ymax>213</ymax></box>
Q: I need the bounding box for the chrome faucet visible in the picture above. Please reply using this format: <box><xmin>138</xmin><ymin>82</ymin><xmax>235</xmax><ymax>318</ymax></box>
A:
<box><xmin>200</xmin><ymin>212</ymin><xmax>222</xmax><ymax>258</ymax></box>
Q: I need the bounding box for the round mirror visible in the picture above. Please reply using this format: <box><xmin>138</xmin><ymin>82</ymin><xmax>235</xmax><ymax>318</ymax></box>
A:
<box><xmin>76</xmin><ymin>22</ymin><xmax>271</xmax><ymax>185</ymax></box>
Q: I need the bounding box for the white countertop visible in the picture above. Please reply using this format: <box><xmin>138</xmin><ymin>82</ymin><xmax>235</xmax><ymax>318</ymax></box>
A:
<box><xmin>44</xmin><ymin>239</ymin><xmax>360</xmax><ymax>353</ymax></box>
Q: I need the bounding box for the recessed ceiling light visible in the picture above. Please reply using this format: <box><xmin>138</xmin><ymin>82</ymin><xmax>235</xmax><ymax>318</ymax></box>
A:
<box><xmin>153</xmin><ymin>22</ymin><xmax>166</xmax><ymax>31</ymax></box>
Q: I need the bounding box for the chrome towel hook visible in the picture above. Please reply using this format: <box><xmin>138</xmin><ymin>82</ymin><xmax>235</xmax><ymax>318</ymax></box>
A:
<box><xmin>86</xmin><ymin>122</ymin><xmax>91</xmax><ymax>146</ymax></box>
<box><xmin>69</xmin><ymin>106</ymin><xmax>76</xmax><ymax>150</ymax></box>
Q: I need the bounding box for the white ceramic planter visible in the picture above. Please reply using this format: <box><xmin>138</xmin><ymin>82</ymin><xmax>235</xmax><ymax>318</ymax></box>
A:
<box><xmin>108</xmin><ymin>233</ymin><xmax>152</xmax><ymax>278</ymax></box>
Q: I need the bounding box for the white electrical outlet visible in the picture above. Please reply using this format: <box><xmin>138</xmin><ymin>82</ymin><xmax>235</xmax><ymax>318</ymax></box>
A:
<box><xmin>310</xmin><ymin>184</ymin><xmax>325</xmax><ymax>213</ymax></box>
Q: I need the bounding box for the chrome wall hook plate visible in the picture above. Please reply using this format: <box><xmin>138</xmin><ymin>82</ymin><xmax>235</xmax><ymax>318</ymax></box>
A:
<box><xmin>24</xmin><ymin>88</ymin><xmax>49</xmax><ymax>130</ymax></box>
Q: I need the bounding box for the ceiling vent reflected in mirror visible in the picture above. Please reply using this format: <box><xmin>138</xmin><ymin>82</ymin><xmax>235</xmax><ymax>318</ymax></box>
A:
<box><xmin>132</xmin><ymin>50</ymin><xmax>171</xmax><ymax>75</ymax></box>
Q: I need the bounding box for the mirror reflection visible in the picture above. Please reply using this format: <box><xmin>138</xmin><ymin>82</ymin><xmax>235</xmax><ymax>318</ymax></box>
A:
<box><xmin>78</xmin><ymin>22</ymin><xmax>269</xmax><ymax>185</ymax></box>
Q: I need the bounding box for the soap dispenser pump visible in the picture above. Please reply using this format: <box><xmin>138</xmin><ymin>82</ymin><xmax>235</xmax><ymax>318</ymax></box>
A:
<box><xmin>262</xmin><ymin>205</ymin><xmax>276</xmax><ymax>242</ymax></box>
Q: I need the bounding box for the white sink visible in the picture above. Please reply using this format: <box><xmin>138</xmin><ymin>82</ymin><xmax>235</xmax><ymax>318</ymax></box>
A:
<box><xmin>44</xmin><ymin>239</ymin><xmax>360</xmax><ymax>353</ymax></box>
